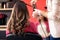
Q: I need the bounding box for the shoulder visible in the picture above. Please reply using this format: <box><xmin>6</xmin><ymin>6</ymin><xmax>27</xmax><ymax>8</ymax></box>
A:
<box><xmin>28</xmin><ymin>21</ymin><xmax>38</xmax><ymax>27</ymax></box>
<box><xmin>29</xmin><ymin>21</ymin><xmax>35</xmax><ymax>26</ymax></box>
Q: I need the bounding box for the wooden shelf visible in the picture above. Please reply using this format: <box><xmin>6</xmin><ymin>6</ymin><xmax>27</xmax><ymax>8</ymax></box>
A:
<box><xmin>0</xmin><ymin>8</ymin><xmax>13</xmax><ymax>31</ymax></box>
<box><xmin>0</xmin><ymin>25</ymin><xmax>6</xmax><ymax>31</ymax></box>
<box><xmin>0</xmin><ymin>2</ymin><xmax>14</xmax><ymax>31</ymax></box>
<box><xmin>0</xmin><ymin>8</ymin><xmax>13</xmax><ymax>10</ymax></box>
<box><xmin>0</xmin><ymin>25</ymin><xmax>7</xmax><ymax>27</ymax></box>
<box><xmin>0</xmin><ymin>28</ymin><xmax>6</xmax><ymax>31</ymax></box>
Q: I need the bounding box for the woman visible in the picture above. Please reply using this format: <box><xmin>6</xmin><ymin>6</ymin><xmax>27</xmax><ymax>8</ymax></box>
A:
<box><xmin>6</xmin><ymin>0</ymin><xmax>42</xmax><ymax>40</ymax></box>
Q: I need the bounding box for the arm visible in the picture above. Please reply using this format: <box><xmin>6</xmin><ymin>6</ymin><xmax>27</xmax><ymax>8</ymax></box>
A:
<box><xmin>41</xmin><ymin>10</ymin><xmax>48</xmax><ymax>18</ymax></box>
<box><xmin>32</xmin><ymin>9</ymin><xmax>48</xmax><ymax>19</ymax></box>
<box><xmin>54</xmin><ymin>13</ymin><xmax>60</xmax><ymax>21</ymax></box>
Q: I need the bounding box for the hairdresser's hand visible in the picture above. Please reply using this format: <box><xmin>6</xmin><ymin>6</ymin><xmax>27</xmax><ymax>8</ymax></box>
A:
<box><xmin>30</xmin><ymin>0</ymin><xmax>37</xmax><ymax>5</ymax></box>
<box><xmin>32</xmin><ymin>9</ymin><xmax>42</xmax><ymax>19</ymax></box>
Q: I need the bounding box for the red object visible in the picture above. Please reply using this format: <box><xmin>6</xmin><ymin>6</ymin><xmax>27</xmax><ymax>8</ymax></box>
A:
<box><xmin>0</xmin><ymin>14</ymin><xmax>4</xmax><ymax>19</ymax></box>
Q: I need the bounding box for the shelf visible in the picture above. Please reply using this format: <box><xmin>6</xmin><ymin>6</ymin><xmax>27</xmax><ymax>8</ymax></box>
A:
<box><xmin>0</xmin><ymin>25</ymin><xmax>6</xmax><ymax>31</ymax></box>
<box><xmin>0</xmin><ymin>25</ymin><xmax>7</xmax><ymax>27</ymax></box>
<box><xmin>0</xmin><ymin>8</ymin><xmax>13</xmax><ymax>11</ymax></box>
<box><xmin>0</xmin><ymin>8</ymin><xmax>13</xmax><ymax>31</ymax></box>
<box><xmin>0</xmin><ymin>28</ymin><xmax>6</xmax><ymax>31</ymax></box>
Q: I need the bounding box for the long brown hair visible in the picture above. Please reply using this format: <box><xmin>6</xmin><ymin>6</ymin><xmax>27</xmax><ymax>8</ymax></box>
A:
<box><xmin>7</xmin><ymin>1</ymin><xmax>29</xmax><ymax>35</ymax></box>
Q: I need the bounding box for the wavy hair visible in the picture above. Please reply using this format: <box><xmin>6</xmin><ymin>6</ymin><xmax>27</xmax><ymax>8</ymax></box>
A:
<box><xmin>7</xmin><ymin>1</ymin><xmax>29</xmax><ymax>35</ymax></box>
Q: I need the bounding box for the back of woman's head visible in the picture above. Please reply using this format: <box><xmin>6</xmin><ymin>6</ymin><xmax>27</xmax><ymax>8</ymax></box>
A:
<box><xmin>14</xmin><ymin>1</ymin><xmax>29</xmax><ymax>19</ymax></box>
<box><xmin>8</xmin><ymin>1</ymin><xmax>29</xmax><ymax>35</ymax></box>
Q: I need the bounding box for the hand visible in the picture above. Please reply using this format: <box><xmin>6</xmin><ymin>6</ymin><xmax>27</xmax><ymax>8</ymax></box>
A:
<box><xmin>30</xmin><ymin>0</ymin><xmax>37</xmax><ymax>5</ymax></box>
<box><xmin>32</xmin><ymin>9</ymin><xmax>41</xmax><ymax>18</ymax></box>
